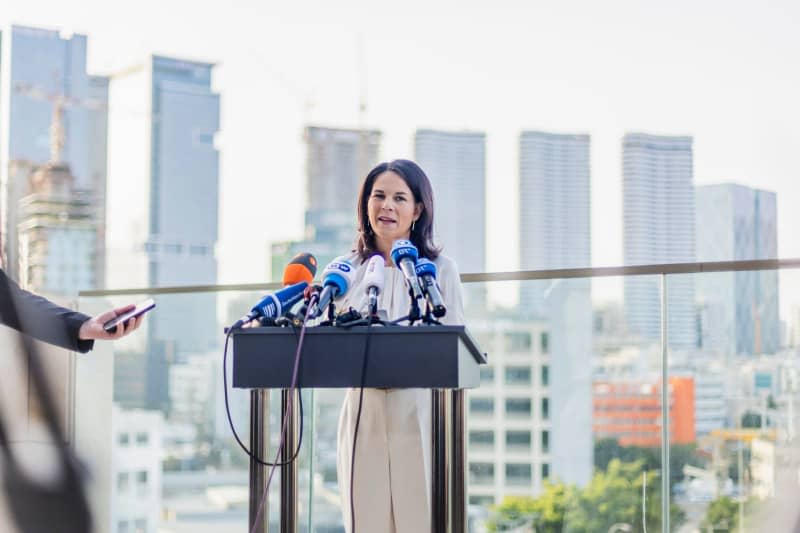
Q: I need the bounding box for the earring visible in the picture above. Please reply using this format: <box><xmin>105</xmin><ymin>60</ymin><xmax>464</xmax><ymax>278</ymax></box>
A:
<box><xmin>411</xmin><ymin>220</ymin><xmax>416</xmax><ymax>232</ymax></box>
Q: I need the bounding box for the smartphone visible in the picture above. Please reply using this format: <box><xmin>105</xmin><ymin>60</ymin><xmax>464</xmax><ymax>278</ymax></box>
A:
<box><xmin>103</xmin><ymin>299</ymin><xmax>156</xmax><ymax>333</ymax></box>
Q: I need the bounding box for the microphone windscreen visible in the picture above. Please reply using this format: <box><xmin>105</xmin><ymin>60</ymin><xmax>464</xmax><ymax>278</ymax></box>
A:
<box><xmin>283</xmin><ymin>252</ymin><xmax>318</xmax><ymax>285</ymax></box>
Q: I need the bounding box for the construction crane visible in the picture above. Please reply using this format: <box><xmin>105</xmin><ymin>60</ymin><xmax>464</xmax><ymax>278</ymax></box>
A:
<box><xmin>13</xmin><ymin>80</ymin><xmax>106</xmax><ymax>165</ymax></box>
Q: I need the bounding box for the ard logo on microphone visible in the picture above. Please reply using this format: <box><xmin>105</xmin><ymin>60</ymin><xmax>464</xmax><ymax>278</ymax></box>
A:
<box><xmin>328</xmin><ymin>262</ymin><xmax>352</xmax><ymax>273</ymax></box>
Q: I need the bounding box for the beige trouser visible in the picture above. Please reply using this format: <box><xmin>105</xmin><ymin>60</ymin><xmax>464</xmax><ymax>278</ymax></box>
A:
<box><xmin>337</xmin><ymin>388</ymin><xmax>432</xmax><ymax>533</ymax></box>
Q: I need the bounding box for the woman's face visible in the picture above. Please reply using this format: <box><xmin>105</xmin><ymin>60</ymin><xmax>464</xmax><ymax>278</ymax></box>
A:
<box><xmin>367</xmin><ymin>170</ymin><xmax>422</xmax><ymax>247</ymax></box>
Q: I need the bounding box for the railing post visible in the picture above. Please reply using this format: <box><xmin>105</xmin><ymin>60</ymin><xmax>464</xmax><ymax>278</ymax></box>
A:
<box><xmin>451</xmin><ymin>389</ymin><xmax>466</xmax><ymax>532</ymax></box>
<box><xmin>660</xmin><ymin>274</ymin><xmax>670</xmax><ymax>533</ymax></box>
<box><xmin>249</xmin><ymin>389</ymin><xmax>270</xmax><ymax>533</ymax></box>
<box><xmin>280</xmin><ymin>388</ymin><xmax>298</xmax><ymax>533</ymax></box>
<box><xmin>432</xmin><ymin>389</ymin><xmax>450</xmax><ymax>532</ymax></box>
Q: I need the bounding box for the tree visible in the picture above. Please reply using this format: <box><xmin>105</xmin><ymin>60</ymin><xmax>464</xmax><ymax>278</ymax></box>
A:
<box><xmin>594</xmin><ymin>438</ymin><xmax>704</xmax><ymax>491</ymax></box>
<box><xmin>486</xmin><ymin>459</ymin><xmax>686</xmax><ymax>533</ymax></box>
<box><xmin>700</xmin><ymin>496</ymin><xmax>738</xmax><ymax>531</ymax></box>
<box><xmin>487</xmin><ymin>482</ymin><xmax>576</xmax><ymax>532</ymax></box>
<box><xmin>565</xmin><ymin>459</ymin><xmax>685</xmax><ymax>532</ymax></box>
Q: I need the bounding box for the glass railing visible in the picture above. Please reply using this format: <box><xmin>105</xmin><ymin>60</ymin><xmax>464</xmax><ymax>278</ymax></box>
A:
<box><xmin>75</xmin><ymin>259</ymin><xmax>800</xmax><ymax>532</ymax></box>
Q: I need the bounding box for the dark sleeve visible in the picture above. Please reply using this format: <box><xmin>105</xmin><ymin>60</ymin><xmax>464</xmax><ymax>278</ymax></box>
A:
<box><xmin>0</xmin><ymin>269</ymin><xmax>95</xmax><ymax>353</ymax></box>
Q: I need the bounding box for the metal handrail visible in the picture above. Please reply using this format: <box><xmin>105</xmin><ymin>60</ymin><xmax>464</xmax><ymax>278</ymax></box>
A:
<box><xmin>78</xmin><ymin>258</ymin><xmax>800</xmax><ymax>297</ymax></box>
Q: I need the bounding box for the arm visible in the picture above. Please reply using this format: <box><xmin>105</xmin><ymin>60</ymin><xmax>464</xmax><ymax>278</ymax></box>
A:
<box><xmin>0</xmin><ymin>269</ymin><xmax>143</xmax><ymax>353</ymax></box>
<box><xmin>0</xmin><ymin>269</ymin><xmax>94</xmax><ymax>352</ymax></box>
<box><xmin>435</xmin><ymin>256</ymin><xmax>465</xmax><ymax>326</ymax></box>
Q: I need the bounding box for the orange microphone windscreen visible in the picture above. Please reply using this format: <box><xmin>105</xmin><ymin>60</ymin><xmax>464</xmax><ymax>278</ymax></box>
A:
<box><xmin>283</xmin><ymin>252</ymin><xmax>317</xmax><ymax>285</ymax></box>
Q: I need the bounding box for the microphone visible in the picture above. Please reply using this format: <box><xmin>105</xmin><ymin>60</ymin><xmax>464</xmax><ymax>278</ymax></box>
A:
<box><xmin>363</xmin><ymin>254</ymin><xmax>385</xmax><ymax>315</ymax></box>
<box><xmin>390</xmin><ymin>240</ymin><xmax>424</xmax><ymax>307</ymax></box>
<box><xmin>231</xmin><ymin>281</ymin><xmax>308</xmax><ymax>329</ymax></box>
<box><xmin>231</xmin><ymin>253</ymin><xmax>318</xmax><ymax>328</ymax></box>
<box><xmin>415</xmin><ymin>258</ymin><xmax>446</xmax><ymax>318</ymax></box>
<box><xmin>283</xmin><ymin>252</ymin><xmax>317</xmax><ymax>285</ymax></box>
<box><xmin>313</xmin><ymin>259</ymin><xmax>356</xmax><ymax>318</ymax></box>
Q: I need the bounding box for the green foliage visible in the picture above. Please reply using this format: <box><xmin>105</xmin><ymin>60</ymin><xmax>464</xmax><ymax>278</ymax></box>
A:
<box><xmin>741</xmin><ymin>411</ymin><xmax>762</xmax><ymax>428</ymax></box>
<box><xmin>594</xmin><ymin>438</ymin><xmax>704</xmax><ymax>490</ymax></box>
<box><xmin>700</xmin><ymin>496</ymin><xmax>738</xmax><ymax>531</ymax></box>
<box><xmin>487</xmin><ymin>459</ymin><xmax>686</xmax><ymax>533</ymax></box>
<box><xmin>486</xmin><ymin>482</ymin><xmax>575</xmax><ymax>532</ymax></box>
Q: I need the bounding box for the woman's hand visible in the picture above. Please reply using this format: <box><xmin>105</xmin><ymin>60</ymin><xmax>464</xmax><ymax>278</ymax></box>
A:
<box><xmin>78</xmin><ymin>304</ymin><xmax>145</xmax><ymax>341</ymax></box>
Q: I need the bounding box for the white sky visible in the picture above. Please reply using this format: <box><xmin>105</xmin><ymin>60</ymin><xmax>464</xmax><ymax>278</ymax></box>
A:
<box><xmin>4</xmin><ymin>0</ymin><xmax>800</xmax><ymax>307</ymax></box>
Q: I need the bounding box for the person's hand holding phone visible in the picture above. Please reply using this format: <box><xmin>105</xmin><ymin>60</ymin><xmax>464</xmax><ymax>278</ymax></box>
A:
<box><xmin>78</xmin><ymin>301</ymin><xmax>152</xmax><ymax>341</ymax></box>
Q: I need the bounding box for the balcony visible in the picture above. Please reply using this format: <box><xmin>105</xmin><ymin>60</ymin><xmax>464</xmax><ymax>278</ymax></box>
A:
<box><xmin>60</xmin><ymin>258</ymin><xmax>800</xmax><ymax>531</ymax></box>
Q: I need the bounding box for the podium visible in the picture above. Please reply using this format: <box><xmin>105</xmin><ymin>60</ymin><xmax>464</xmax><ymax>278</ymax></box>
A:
<box><xmin>232</xmin><ymin>325</ymin><xmax>486</xmax><ymax>533</ymax></box>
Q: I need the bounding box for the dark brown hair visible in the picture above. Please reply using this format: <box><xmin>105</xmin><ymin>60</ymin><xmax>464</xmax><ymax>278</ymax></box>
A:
<box><xmin>355</xmin><ymin>159</ymin><xmax>440</xmax><ymax>262</ymax></box>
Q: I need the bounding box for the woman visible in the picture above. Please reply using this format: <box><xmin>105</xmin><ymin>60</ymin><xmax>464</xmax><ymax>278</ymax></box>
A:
<box><xmin>334</xmin><ymin>159</ymin><xmax>465</xmax><ymax>532</ymax></box>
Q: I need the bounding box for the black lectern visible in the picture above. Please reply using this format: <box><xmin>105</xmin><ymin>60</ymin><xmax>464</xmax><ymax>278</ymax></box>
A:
<box><xmin>232</xmin><ymin>325</ymin><xmax>486</xmax><ymax>533</ymax></box>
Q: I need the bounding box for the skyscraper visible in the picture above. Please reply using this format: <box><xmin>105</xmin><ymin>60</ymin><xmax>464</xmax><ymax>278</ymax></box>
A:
<box><xmin>0</xmin><ymin>25</ymin><xmax>104</xmax><ymax>286</ymax></box>
<box><xmin>271</xmin><ymin>126</ymin><xmax>381</xmax><ymax>275</ymax></box>
<box><xmin>106</xmin><ymin>55</ymin><xmax>220</xmax><ymax>411</ymax></box>
<box><xmin>696</xmin><ymin>184</ymin><xmax>779</xmax><ymax>355</ymax></box>
<box><xmin>17</xmin><ymin>162</ymin><xmax>96</xmax><ymax>295</ymax></box>
<box><xmin>518</xmin><ymin>131</ymin><xmax>592</xmax><ymax>486</ymax></box>
<box><xmin>623</xmin><ymin>132</ymin><xmax>696</xmax><ymax>349</ymax></box>
<box><xmin>414</xmin><ymin>129</ymin><xmax>486</xmax><ymax>273</ymax></box>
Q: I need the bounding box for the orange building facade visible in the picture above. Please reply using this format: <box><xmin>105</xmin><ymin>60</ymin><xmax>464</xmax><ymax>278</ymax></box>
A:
<box><xmin>593</xmin><ymin>377</ymin><xmax>695</xmax><ymax>447</ymax></box>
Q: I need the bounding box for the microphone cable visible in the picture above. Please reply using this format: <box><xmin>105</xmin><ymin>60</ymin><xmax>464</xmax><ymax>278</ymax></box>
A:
<box><xmin>249</xmin><ymin>298</ymin><xmax>315</xmax><ymax>533</ymax></box>
<box><xmin>222</xmin><ymin>298</ymin><xmax>317</xmax><ymax>467</ymax></box>
<box><xmin>349</xmin><ymin>314</ymin><xmax>375</xmax><ymax>533</ymax></box>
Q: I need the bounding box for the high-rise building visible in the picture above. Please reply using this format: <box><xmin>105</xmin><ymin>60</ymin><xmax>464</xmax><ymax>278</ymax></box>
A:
<box><xmin>518</xmin><ymin>131</ymin><xmax>592</xmax><ymax>486</ymax></box>
<box><xmin>111</xmin><ymin>407</ymin><xmax>163</xmax><ymax>533</ymax></box>
<box><xmin>695</xmin><ymin>184</ymin><xmax>779</xmax><ymax>355</ymax></box>
<box><xmin>0</xmin><ymin>25</ymin><xmax>105</xmax><ymax>284</ymax></box>
<box><xmin>106</xmin><ymin>55</ymin><xmax>220</xmax><ymax>411</ymax></box>
<box><xmin>519</xmin><ymin>131</ymin><xmax>591</xmax><ymax>308</ymax></box>
<box><xmin>271</xmin><ymin>126</ymin><xmax>381</xmax><ymax>276</ymax></box>
<box><xmin>414</xmin><ymin>129</ymin><xmax>486</xmax><ymax>272</ymax></box>
<box><xmin>593</xmin><ymin>376</ymin><xmax>696</xmax><ymax>446</ymax></box>
<box><xmin>622</xmin><ymin>132</ymin><xmax>696</xmax><ymax>348</ymax></box>
<box><xmin>17</xmin><ymin>162</ymin><xmax>96</xmax><ymax>295</ymax></box>
<box><xmin>466</xmin><ymin>317</ymin><xmax>554</xmax><ymax>506</ymax></box>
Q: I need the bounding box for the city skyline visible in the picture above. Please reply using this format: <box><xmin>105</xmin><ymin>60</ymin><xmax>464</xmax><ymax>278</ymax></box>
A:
<box><xmin>1</xmin><ymin>1</ymin><xmax>798</xmax><ymax>302</ymax></box>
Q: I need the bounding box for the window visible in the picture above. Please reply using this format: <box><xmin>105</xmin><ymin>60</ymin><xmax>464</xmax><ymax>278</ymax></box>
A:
<box><xmin>542</xmin><ymin>463</ymin><xmax>550</xmax><ymax>479</ymax></box>
<box><xmin>469</xmin><ymin>495</ymin><xmax>495</xmax><ymax>506</ymax></box>
<box><xmin>507</xmin><ymin>332</ymin><xmax>532</xmax><ymax>352</ymax></box>
<box><xmin>117</xmin><ymin>521</ymin><xmax>129</xmax><ymax>533</ymax></box>
<box><xmin>133</xmin><ymin>518</ymin><xmax>147</xmax><ymax>533</ymax></box>
<box><xmin>541</xmin><ymin>364</ymin><xmax>549</xmax><ymax>387</ymax></box>
<box><xmin>505</xmin><ymin>398</ymin><xmax>532</xmax><ymax>417</ymax></box>
<box><xmin>136</xmin><ymin>432</ymin><xmax>149</xmax><ymax>446</ymax></box>
<box><xmin>541</xmin><ymin>397</ymin><xmax>550</xmax><ymax>420</ymax></box>
<box><xmin>136</xmin><ymin>470</ymin><xmax>149</xmax><ymax>496</ymax></box>
<box><xmin>540</xmin><ymin>332</ymin><xmax>549</xmax><ymax>353</ymax></box>
<box><xmin>469</xmin><ymin>430</ymin><xmax>494</xmax><ymax>448</ymax></box>
<box><xmin>469</xmin><ymin>462</ymin><xmax>495</xmax><ymax>484</ymax></box>
<box><xmin>505</xmin><ymin>463</ymin><xmax>532</xmax><ymax>486</ymax></box>
<box><xmin>470</xmin><ymin>397</ymin><xmax>494</xmax><ymax>416</ymax></box>
<box><xmin>480</xmin><ymin>366</ymin><xmax>495</xmax><ymax>384</ymax></box>
<box><xmin>506</xmin><ymin>430</ymin><xmax>531</xmax><ymax>450</ymax></box>
<box><xmin>118</xmin><ymin>433</ymin><xmax>130</xmax><ymax>446</ymax></box>
<box><xmin>117</xmin><ymin>472</ymin><xmax>129</xmax><ymax>492</ymax></box>
<box><xmin>541</xmin><ymin>430</ymin><xmax>550</xmax><ymax>453</ymax></box>
<box><xmin>505</xmin><ymin>366</ymin><xmax>532</xmax><ymax>385</ymax></box>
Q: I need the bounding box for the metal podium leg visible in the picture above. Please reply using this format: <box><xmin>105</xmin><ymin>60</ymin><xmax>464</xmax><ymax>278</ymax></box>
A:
<box><xmin>451</xmin><ymin>390</ymin><xmax>466</xmax><ymax>532</ymax></box>
<box><xmin>280</xmin><ymin>388</ymin><xmax>298</xmax><ymax>533</ymax></box>
<box><xmin>249</xmin><ymin>389</ymin><xmax>270</xmax><ymax>533</ymax></box>
<box><xmin>432</xmin><ymin>389</ymin><xmax>450</xmax><ymax>532</ymax></box>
